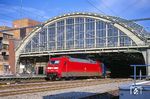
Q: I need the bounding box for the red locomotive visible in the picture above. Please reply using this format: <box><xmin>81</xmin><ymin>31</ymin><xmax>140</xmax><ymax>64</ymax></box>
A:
<box><xmin>46</xmin><ymin>56</ymin><xmax>103</xmax><ymax>80</ymax></box>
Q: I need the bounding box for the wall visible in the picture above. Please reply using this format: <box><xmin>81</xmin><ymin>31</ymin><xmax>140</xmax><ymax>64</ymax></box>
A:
<box><xmin>13</xmin><ymin>18</ymin><xmax>41</xmax><ymax>40</ymax></box>
<box><xmin>8</xmin><ymin>39</ymin><xmax>16</xmax><ymax>74</ymax></box>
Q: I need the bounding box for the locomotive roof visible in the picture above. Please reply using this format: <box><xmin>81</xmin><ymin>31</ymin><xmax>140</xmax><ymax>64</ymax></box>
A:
<box><xmin>50</xmin><ymin>56</ymin><xmax>97</xmax><ymax>64</ymax></box>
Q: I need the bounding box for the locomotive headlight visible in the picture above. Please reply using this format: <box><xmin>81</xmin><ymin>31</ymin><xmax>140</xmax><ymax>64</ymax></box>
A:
<box><xmin>54</xmin><ymin>67</ymin><xmax>58</xmax><ymax>69</ymax></box>
<box><xmin>47</xmin><ymin>67</ymin><xmax>52</xmax><ymax>69</ymax></box>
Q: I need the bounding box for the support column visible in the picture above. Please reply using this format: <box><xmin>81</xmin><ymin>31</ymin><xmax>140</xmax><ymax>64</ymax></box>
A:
<box><xmin>94</xmin><ymin>20</ymin><xmax>96</xmax><ymax>48</ymax></box>
<box><xmin>38</xmin><ymin>32</ymin><xmax>40</xmax><ymax>52</ymax></box>
<box><xmin>64</xmin><ymin>19</ymin><xmax>66</xmax><ymax>50</ymax></box>
<box><xmin>147</xmin><ymin>49</ymin><xmax>150</xmax><ymax>76</ymax></box>
<box><xmin>74</xmin><ymin>18</ymin><xmax>76</xmax><ymax>49</ymax></box>
<box><xmin>31</xmin><ymin>40</ymin><xmax>33</xmax><ymax>52</ymax></box>
<box><xmin>142</xmin><ymin>49</ymin><xmax>150</xmax><ymax>76</ymax></box>
<box><xmin>84</xmin><ymin>18</ymin><xmax>86</xmax><ymax>48</ymax></box>
<box><xmin>47</xmin><ymin>26</ymin><xmax>49</xmax><ymax>50</ymax></box>
<box><xmin>117</xmin><ymin>29</ymin><xmax>120</xmax><ymax>47</ymax></box>
<box><xmin>105</xmin><ymin>23</ymin><xmax>108</xmax><ymax>47</ymax></box>
<box><xmin>55</xmin><ymin>22</ymin><xmax>57</xmax><ymax>50</ymax></box>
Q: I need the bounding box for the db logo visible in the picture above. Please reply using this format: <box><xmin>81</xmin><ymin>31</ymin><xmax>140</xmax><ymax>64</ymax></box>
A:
<box><xmin>130</xmin><ymin>85</ymin><xmax>143</xmax><ymax>95</ymax></box>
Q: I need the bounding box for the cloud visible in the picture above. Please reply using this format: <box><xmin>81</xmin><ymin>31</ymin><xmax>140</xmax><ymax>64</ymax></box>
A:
<box><xmin>0</xmin><ymin>19</ymin><xmax>12</xmax><ymax>27</ymax></box>
<box><xmin>86</xmin><ymin>0</ymin><xmax>126</xmax><ymax>16</ymax></box>
<box><xmin>85</xmin><ymin>0</ymin><xmax>150</xmax><ymax>31</ymax></box>
<box><xmin>18</xmin><ymin>6</ymin><xmax>49</xmax><ymax>19</ymax></box>
<box><xmin>87</xmin><ymin>0</ymin><xmax>150</xmax><ymax>18</ymax></box>
<box><xmin>0</xmin><ymin>4</ymin><xmax>49</xmax><ymax>21</ymax></box>
<box><xmin>134</xmin><ymin>0</ymin><xmax>150</xmax><ymax>8</ymax></box>
<box><xmin>0</xmin><ymin>4</ymin><xmax>17</xmax><ymax>14</ymax></box>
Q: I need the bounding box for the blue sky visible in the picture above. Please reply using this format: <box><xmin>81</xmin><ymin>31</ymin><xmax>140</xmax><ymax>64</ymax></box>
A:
<box><xmin>0</xmin><ymin>0</ymin><xmax>150</xmax><ymax>31</ymax></box>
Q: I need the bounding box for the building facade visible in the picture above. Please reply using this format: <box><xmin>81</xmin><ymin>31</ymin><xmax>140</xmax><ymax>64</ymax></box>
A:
<box><xmin>13</xmin><ymin>18</ymin><xmax>41</xmax><ymax>40</ymax></box>
<box><xmin>0</xmin><ymin>19</ymin><xmax>41</xmax><ymax>75</ymax></box>
<box><xmin>0</xmin><ymin>26</ymin><xmax>13</xmax><ymax>75</ymax></box>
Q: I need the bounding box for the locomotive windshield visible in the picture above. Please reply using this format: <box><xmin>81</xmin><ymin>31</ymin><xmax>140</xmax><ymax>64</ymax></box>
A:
<box><xmin>50</xmin><ymin>60</ymin><xmax>60</xmax><ymax>64</ymax></box>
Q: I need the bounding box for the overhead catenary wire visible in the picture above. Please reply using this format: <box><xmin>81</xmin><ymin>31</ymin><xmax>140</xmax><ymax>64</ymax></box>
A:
<box><xmin>0</xmin><ymin>17</ymin><xmax>150</xmax><ymax>33</ymax></box>
<box><xmin>0</xmin><ymin>0</ymin><xmax>49</xmax><ymax>27</ymax></box>
<box><xmin>87</xmin><ymin>0</ymin><xmax>149</xmax><ymax>29</ymax></box>
<box><xmin>100</xmin><ymin>0</ymin><xmax>119</xmax><ymax>16</ymax></box>
<box><xmin>0</xmin><ymin>0</ymin><xmax>149</xmax><ymax>33</ymax></box>
<box><xmin>86</xmin><ymin>0</ymin><xmax>106</xmax><ymax>14</ymax></box>
<box><xmin>18</xmin><ymin>0</ymin><xmax>48</xmax><ymax>20</ymax></box>
<box><xmin>86</xmin><ymin>0</ymin><xmax>125</xmax><ymax>24</ymax></box>
<box><xmin>119</xmin><ymin>0</ymin><xmax>139</xmax><ymax>15</ymax></box>
<box><xmin>125</xmin><ymin>18</ymin><xmax>150</xmax><ymax>22</ymax></box>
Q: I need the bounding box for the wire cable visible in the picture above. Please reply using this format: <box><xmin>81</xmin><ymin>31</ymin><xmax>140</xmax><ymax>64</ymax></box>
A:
<box><xmin>86</xmin><ymin>0</ymin><xmax>106</xmax><ymax>14</ymax></box>
<box><xmin>100</xmin><ymin>0</ymin><xmax>119</xmax><ymax>16</ymax></box>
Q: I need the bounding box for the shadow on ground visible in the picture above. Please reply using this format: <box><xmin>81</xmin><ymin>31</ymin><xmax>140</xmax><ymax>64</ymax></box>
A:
<box><xmin>43</xmin><ymin>90</ymin><xmax>119</xmax><ymax>99</ymax></box>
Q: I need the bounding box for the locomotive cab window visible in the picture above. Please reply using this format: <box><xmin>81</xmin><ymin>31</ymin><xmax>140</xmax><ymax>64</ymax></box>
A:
<box><xmin>50</xmin><ymin>60</ymin><xmax>60</xmax><ymax>64</ymax></box>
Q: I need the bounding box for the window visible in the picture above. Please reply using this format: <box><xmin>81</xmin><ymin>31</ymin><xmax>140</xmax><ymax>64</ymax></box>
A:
<box><xmin>75</xmin><ymin>17</ymin><xmax>84</xmax><ymax>48</ymax></box>
<box><xmin>50</xmin><ymin>60</ymin><xmax>60</xmax><ymax>64</ymax></box>
<box><xmin>0</xmin><ymin>39</ymin><xmax>2</xmax><ymax>50</ymax></box>
<box><xmin>3</xmin><ymin>34</ymin><xmax>7</xmax><ymax>39</ymax></box>
<box><xmin>3</xmin><ymin>44</ymin><xmax>8</xmax><ymax>50</ymax></box>
<box><xmin>57</xmin><ymin>20</ymin><xmax>64</xmax><ymax>50</ymax></box>
<box><xmin>3</xmin><ymin>55</ymin><xmax>9</xmax><ymax>60</ymax></box>
<box><xmin>39</xmin><ymin>28</ymin><xmax>47</xmax><ymax>51</ymax></box>
<box><xmin>48</xmin><ymin>24</ymin><xmax>55</xmax><ymax>50</ymax></box>
<box><xmin>8</xmin><ymin>35</ymin><xmax>13</xmax><ymax>39</ymax></box>
<box><xmin>66</xmin><ymin>18</ymin><xmax>74</xmax><ymax>49</ymax></box>
<box><xmin>20</xmin><ymin>28</ymin><xmax>26</xmax><ymax>39</ymax></box>
<box><xmin>85</xmin><ymin>18</ymin><xmax>95</xmax><ymax>48</ymax></box>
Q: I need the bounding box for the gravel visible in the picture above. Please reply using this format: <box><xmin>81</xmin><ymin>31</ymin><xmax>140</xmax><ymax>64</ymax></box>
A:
<box><xmin>1</xmin><ymin>81</ymin><xmax>132</xmax><ymax>99</ymax></box>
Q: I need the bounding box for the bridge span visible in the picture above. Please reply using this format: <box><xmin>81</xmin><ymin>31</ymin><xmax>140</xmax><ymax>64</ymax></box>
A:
<box><xmin>15</xmin><ymin>12</ymin><xmax>150</xmax><ymax>77</ymax></box>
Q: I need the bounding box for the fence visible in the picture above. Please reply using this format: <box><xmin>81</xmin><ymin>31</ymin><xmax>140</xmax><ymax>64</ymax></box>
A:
<box><xmin>130</xmin><ymin>64</ymin><xmax>150</xmax><ymax>85</ymax></box>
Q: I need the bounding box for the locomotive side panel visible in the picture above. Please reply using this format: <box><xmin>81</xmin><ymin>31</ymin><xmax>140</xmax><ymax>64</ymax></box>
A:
<box><xmin>61</xmin><ymin>58</ymin><xmax>102</xmax><ymax>77</ymax></box>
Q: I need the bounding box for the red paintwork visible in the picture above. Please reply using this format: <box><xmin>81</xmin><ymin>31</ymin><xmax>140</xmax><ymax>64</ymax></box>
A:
<box><xmin>46</xmin><ymin>56</ymin><xmax>102</xmax><ymax>78</ymax></box>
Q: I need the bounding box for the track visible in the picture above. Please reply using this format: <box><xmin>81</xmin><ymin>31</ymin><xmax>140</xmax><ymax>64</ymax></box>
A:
<box><xmin>0</xmin><ymin>75</ymin><xmax>46</xmax><ymax>85</ymax></box>
<box><xmin>0</xmin><ymin>78</ymin><xmax>132</xmax><ymax>97</ymax></box>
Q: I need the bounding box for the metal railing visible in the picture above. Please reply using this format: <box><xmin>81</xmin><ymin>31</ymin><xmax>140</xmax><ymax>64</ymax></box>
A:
<box><xmin>130</xmin><ymin>64</ymin><xmax>150</xmax><ymax>85</ymax></box>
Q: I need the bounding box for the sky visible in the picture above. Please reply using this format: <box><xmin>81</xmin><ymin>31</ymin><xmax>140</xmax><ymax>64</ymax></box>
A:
<box><xmin>0</xmin><ymin>0</ymin><xmax>150</xmax><ymax>31</ymax></box>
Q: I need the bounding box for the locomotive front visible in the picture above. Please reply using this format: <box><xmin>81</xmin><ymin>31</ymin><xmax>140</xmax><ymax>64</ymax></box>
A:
<box><xmin>46</xmin><ymin>59</ymin><xmax>61</xmax><ymax>80</ymax></box>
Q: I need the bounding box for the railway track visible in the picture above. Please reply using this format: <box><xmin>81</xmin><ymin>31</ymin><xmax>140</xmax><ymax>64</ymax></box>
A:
<box><xmin>0</xmin><ymin>75</ymin><xmax>46</xmax><ymax>85</ymax></box>
<box><xmin>0</xmin><ymin>78</ymin><xmax>132</xmax><ymax>97</ymax></box>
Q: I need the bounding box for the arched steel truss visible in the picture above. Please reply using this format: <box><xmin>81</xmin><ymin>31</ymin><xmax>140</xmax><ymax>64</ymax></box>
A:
<box><xmin>15</xmin><ymin>13</ymin><xmax>148</xmax><ymax>63</ymax></box>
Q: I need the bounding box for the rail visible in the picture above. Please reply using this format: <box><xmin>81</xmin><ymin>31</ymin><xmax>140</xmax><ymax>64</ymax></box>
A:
<box><xmin>0</xmin><ymin>75</ymin><xmax>46</xmax><ymax>84</ymax></box>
